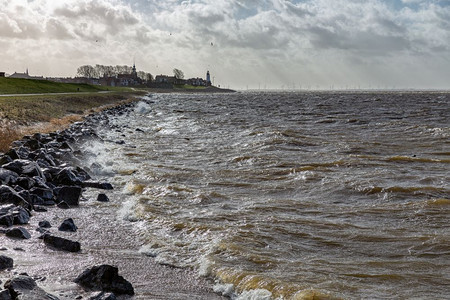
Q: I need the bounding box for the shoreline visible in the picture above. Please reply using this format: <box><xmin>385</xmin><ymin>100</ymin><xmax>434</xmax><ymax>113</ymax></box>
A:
<box><xmin>0</xmin><ymin>100</ymin><xmax>226</xmax><ymax>299</ymax></box>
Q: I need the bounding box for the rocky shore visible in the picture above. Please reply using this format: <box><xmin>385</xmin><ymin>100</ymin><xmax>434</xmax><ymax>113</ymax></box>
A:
<box><xmin>0</xmin><ymin>100</ymin><xmax>225</xmax><ymax>299</ymax></box>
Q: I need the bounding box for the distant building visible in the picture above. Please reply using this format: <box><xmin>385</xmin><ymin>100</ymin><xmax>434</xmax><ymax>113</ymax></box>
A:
<box><xmin>186</xmin><ymin>77</ymin><xmax>207</xmax><ymax>86</ymax></box>
<box><xmin>206</xmin><ymin>70</ymin><xmax>211</xmax><ymax>86</ymax></box>
<box><xmin>9</xmin><ymin>68</ymin><xmax>43</xmax><ymax>80</ymax></box>
<box><xmin>0</xmin><ymin>72</ymin><xmax>5</xmax><ymax>77</ymax></box>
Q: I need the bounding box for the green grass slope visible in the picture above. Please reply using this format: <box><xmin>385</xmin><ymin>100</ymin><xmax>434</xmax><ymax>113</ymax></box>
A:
<box><xmin>0</xmin><ymin>77</ymin><xmax>129</xmax><ymax>94</ymax></box>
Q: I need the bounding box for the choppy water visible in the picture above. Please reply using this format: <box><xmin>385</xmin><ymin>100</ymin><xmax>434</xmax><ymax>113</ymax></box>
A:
<box><xmin>90</xmin><ymin>91</ymin><xmax>449</xmax><ymax>299</ymax></box>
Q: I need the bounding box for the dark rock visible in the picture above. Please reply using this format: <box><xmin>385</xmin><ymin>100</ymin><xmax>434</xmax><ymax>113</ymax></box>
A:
<box><xmin>74</xmin><ymin>265</ymin><xmax>134</xmax><ymax>295</ymax></box>
<box><xmin>2</xmin><ymin>160</ymin><xmax>45</xmax><ymax>180</ymax></box>
<box><xmin>15</xmin><ymin>147</ymin><xmax>30</xmax><ymax>160</ymax></box>
<box><xmin>0</xmin><ymin>289</ymin><xmax>12</xmax><ymax>300</ymax></box>
<box><xmin>82</xmin><ymin>182</ymin><xmax>114</xmax><ymax>190</ymax></box>
<box><xmin>4</xmin><ymin>275</ymin><xmax>59</xmax><ymax>300</ymax></box>
<box><xmin>23</xmin><ymin>139</ymin><xmax>42</xmax><ymax>151</ymax></box>
<box><xmin>89</xmin><ymin>292</ymin><xmax>117</xmax><ymax>300</ymax></box>
<box><xmin>0</xmin><ymin>255</ymin><xmax>13</xmax><ymax>270</ymax></box>
<box><xmin>11</xmin><ymin>207</ymin><xmax>30</xmax><ymax>225</ymax></box>
<box><xmin>43</xmin><ymin>234</ymin><xmax>81</xmax><ymax>252</ymax></box>
<box><xmin>56</xmin><ymin>186</ymin><xmax>81</xmax><ymax>206</ymax></box>
<box><xmin>53</xmin><ymin>168</ymin><xmax>81</xmax><ymax>186</ymax></box>
<box><xmin>58</xmin><ymin>218</ymin><xmax>77</xmax><ymax>232</ymax></box>
<box><xmin>38</xmin><ymin>220</ymin><xmax>51</xmax><ymax>228</ymax></box>
<box><xmin>0</xmin><ymin>185</ymin><xmax>28</xmax><ymax>207</ymax></box>
<box><xmin>75</xmin><ymin>166</ymin><xmax>91</xmax><ymax>181</ymax></box>
<box><xmin>15</xmin><ymin>177</ymin><xmax>35</xmax><ymax>190</ymax></box>
<box><xmin>33</xmin><ymin>205</ymin><xmax>47</xmax><ymax>212</ymax></box>
<box><xmin>30</xmin><ymin>187</ymin><xmax>54</xmax><ymax>201</ymax></box>
<box><xmin>0</xmin><ymin>215</ymin><xmax>13</xmax><ymax>227</ymax></box>
<box><xmin>5</xmin><ymin>227</ymin><xmax>31</xmax><ymax>239</ymax></box>
<box><xmin>5</xmin><ymin>149</ymin><xmax>19</xmax><ymax>160</ymax></box>
<box><xmin>0</xmin><ymin>156</ymin><xmax>13</xmax><ymax>167</ymax></box>
<box><xmin>97</xmin><ymin>194</ymin><xmax>109</xmax><ymax>202</ymax></box>
<box><xmin>0</xmin><ymin>168</ymin><xmax>19</xmax><ymax>185</ymax></box>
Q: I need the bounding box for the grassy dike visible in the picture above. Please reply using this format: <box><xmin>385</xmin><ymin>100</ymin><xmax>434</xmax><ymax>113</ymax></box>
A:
<box><xmin>0</xmin><ymin>78</ymin><xmax>144</xmax><ymax>152</ymax></box>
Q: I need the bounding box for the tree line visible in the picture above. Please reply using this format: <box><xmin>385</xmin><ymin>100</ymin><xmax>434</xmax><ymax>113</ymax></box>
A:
<box><xmin>76</xmin><ymin>64</ymin><xmax>153</xmax><ymax>81</ymax></box>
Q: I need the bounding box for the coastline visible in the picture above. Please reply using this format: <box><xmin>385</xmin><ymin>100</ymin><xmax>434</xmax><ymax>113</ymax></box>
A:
<box><xmin>0</xmin><ymin>98</ymin><xmax>226</xmax><ymax>299</ymax></box>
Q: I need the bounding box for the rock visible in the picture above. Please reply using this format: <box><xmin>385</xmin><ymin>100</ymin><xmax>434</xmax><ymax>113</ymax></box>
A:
<box><xmin>56</xmin><ymin>186</ymin><xmax>81</xmax><ymax>206</ymax></box>
<box><xmin>43</xmin><ymin>234</ymin><xmax>81</xmax><ymax>252</ymax></box>
<box><xmin>23</xmin><ymin>139</ymin><xmax>42</xmax><ymax>151</ymax></box>
<box><xmin>53</xmin><ymin>168</ymin><xmax>81</xmax><ymax>186</ymax></box>
<box><xmin>0</xmin><ymin>185</ymin><xmax>31</xmax><ymax>209</ymax></box>
<box><xmin>82</xmin><ymin>182</ymin><xmax>114</xmax><ymax>190</ymax></box>
<box><xmin>5</xmin><ymin>149</ymin><xmax>19</xmax><ymax>160</ymax></box>
<box><xmin>0</xmin><ymin>185</ymin><xmax>27</xmax><ymax>206</ymax></box>
<box><xmin>4</xmin><ymin>275</ymin><xmax>59</xmax><ymax>300</ymax></box>
<box><xmin>2</xmin><ymin>160</ymin><xmax>45</xmax><ymax>180</ymax></box>
<box><xmin>30</xmin><ymin>187</ymin><xmax>54</xmax><ymax>201</ymax></box>
<box><xmin>15</xmin><ymin>177</ymin><xmax>35</xmax><ymax>190</ymax></box>
<box><xmin>0</xmin><ymin>156</ymin><xmax>13</xmax><ymax>167</ymax></box>
<box><xmin>97</xmin><ymin>194</ymin><xmax>109</xmax><ymax>202</ymax></box>
<box><xmin>38</xmin><ymin>220</ymin><xmax>51</xmax><ymax>228</ymax></box>
<box><xmin>11</xmin><ymin>207</ymin><xmax>30</xmax><ymax>225</ymax></box>
<box><xmin>0</xmin><ymin>215</ymin><xmax>13</xmax><ymax>227</ymax></box>
<box><xmin>0</xmin><ymin>168</ymin><xmax>19</xmax><ymax>185</ymax></box>
<box><xmin>58</xmin><ymin>218</ymin><xmax>77</xmax><ymax>232</ymax></box>
<box><xmin>89</xmin><ymin>292</ymin><xmax>117</xmax><ymax>300</ymax></box>
<box><xmin>5</xmin><ymin>227</ymin><xmax>31</xmax><ymax>239</ymax></box>
<box><xmin>0</xmin><ymin>289</ymin><xmax>12</xmax><ymax>300</ymax></box>
<box><xmin>0</xmin><ymin>255</ymin><xmax>13</xmax><ymax>270</ymax></box>
<box><xmin>74</xmin><ymin>265</ymin><xmax>134</xmax><ymax>295</ymax></box>
<box><xmin>33</xmin><ymin>206</ymin><xmax>47</xmax><ymax>212</ymax></box>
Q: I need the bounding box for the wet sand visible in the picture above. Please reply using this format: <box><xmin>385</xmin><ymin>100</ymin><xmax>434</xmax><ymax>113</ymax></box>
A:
<box><xmin>0</xmin><ymin>186</ymin><xmax>226</xmax><ymax>299</ymax></box>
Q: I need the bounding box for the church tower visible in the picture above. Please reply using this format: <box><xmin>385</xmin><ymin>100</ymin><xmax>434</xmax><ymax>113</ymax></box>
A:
<box><xmin>131</xmin><ymin>63</ymin><xmax>137</xmax><ymax>78</ymax></box>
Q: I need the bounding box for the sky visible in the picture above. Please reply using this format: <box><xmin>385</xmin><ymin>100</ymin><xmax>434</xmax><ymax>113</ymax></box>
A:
<box><xmin>1</xmin><ymin>0</ymin><xmax>449</xmax><ymax>90</ymax></box>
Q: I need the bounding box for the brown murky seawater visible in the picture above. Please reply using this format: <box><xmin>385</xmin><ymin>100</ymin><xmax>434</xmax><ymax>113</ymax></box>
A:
<box><xmin>51</xmin><ymin>91</ymin><xmax>448</xmax><ymax>299</ymax></box>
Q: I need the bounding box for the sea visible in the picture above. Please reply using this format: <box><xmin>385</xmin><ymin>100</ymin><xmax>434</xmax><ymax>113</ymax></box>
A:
<box><xmin>84</xmin><ymin>91</ymin><xmax>449</xmax><ymax>299</ymax></box>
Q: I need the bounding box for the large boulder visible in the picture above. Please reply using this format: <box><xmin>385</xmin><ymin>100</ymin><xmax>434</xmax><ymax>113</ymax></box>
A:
<box><xmin>0</xmin><ymin>255</ymin><xmax>13</xmax><ymax>270</ymax></box>
<box><xmin>55</xmin><ymin>186</ymin><xmax>82</xmax><ymax>206</ymax></box>
<box><xmin>4</xmin><ymin>275</ymin><xmax>59</xmax><ymax>300</ymax></box>
<box><xmin>74</xmin><ymin>265</ymin><xmax>134</xmax><ymax>295</ymax></box>
<box><xmin>43</xmin><ymin>234</ymin><xmax>80</xmax><ymax>252</ymax></box>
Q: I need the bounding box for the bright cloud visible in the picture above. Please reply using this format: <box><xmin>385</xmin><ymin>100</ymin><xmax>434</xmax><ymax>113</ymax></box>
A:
<box><xmin>1</xmin><ymin>0</ymin><xmax>449</xmax><ymax>89</ymax></box>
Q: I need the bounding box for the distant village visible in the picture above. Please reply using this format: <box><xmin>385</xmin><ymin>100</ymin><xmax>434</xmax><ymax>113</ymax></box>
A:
<box><xmin>0</xmin><ymin>63</ymin><xmax>213</xmax><ymax>89</ymax></box>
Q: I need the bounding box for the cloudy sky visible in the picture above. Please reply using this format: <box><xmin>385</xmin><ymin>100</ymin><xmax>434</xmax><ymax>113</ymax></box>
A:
<box><xmin>1</xmin><ymin>0</ymin><xmax>449</xmax><ymax>90</ymax></box>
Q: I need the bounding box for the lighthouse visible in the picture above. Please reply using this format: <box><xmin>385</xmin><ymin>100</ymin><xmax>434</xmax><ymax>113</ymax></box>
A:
<box><xmin>206</xmin><ymin>70</ymin><xmax>211</xmax><ymax>86</ymax></box>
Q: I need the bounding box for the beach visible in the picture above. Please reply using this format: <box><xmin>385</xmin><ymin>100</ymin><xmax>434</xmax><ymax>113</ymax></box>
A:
<box><xmin>0</xmin><ymin>97</ymin><xmax>226</xmax><ymax>299</ymax></box>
